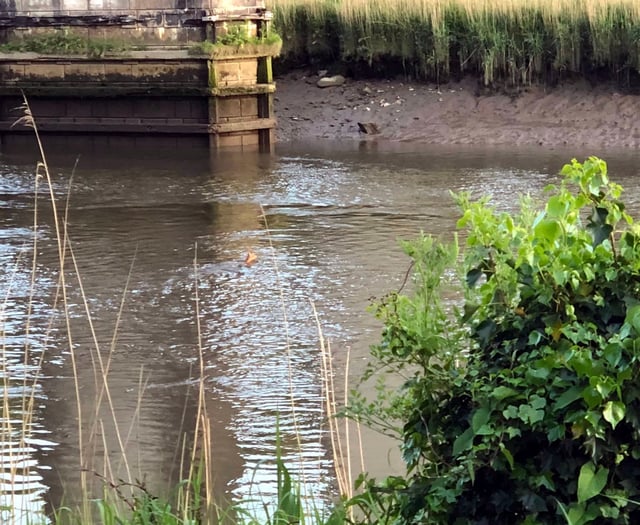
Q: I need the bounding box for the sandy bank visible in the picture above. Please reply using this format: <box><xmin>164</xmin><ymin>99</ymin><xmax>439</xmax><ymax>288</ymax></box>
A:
<box><xmin>274</xmin><ymin>72</ymin><xmax>640</xmax><ymax>149</ymax></box>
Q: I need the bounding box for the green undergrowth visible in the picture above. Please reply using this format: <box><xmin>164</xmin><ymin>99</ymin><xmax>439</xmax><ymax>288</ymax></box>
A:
<box><xmin>347</xmin><ymin>157</ymin><xmax>640</xmax><ymax>524</ymax></box>
<box><xmin>0</xmin><ymin>31</ymin><xmax>137</xmax><ymax>58</ymax></box>
<box><xmin>46</xmin><ymin>457</ymin><xmax>343</xmax><ymax>525</ymax></box>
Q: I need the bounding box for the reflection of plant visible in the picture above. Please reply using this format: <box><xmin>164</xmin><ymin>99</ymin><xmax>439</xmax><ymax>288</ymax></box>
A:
<box><xmin>349</xmin><ymin>157</ymin><xmax>640</xmax><ymax>524</ymax></box>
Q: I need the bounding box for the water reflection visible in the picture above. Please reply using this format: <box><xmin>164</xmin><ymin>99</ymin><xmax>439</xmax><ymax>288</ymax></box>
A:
<box><xmin>1</xmin><ymin>139</ymin><xmax>640</xmax><ymax>523</ymax></box>
<box><xmin>1</xmin><ymin>167</ymin><xmax>56</xmax><ymax>524</ymax></box>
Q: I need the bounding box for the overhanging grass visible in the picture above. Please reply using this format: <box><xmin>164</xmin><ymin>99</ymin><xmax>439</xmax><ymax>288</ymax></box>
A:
<box><xmin>269</xmin><ymin>0</ymin><xmax>640</xmax><ymax>85</ymax></box>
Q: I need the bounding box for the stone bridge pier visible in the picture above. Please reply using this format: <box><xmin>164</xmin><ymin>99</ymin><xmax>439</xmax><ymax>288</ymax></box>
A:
<box><xmin>0</xmin><ymin>0</ymin><xmax>278</xmax><ymax>151</ymax></box>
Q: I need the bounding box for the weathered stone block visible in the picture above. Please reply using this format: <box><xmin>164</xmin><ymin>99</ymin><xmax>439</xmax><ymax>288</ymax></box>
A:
<box><xmin>65</xmin><ymin>101</ymin><xmax>93</xmax><ymax>117</ymax></box>
<box><xmin>238</xmin><ymin>59</ymin><xmax>257</xmax><ymax>82</ymax></box>
<box><xmin>218</xmin><ymin>133</ymin><xmax>242</xmax><ymax>147</ymax></box>
<box><xmin>218</xmin><ymin>97</ymin><xmax>241</xmax><ymax>119</ymax></box>
<box><xmin>240</xmin><ymin>96</ymin><xmax>257</xmax><ymax>117</ymax></box>
<box><xmin>24</xmin><ymin>63</ymin><xmax>66</xmax><ymax>79</ymax></box>
<box><xmin>104</xmin><ymin>62</ymin><xmax>134</xmax><ymax>78</ymax></box>
<box><xmin>242</xmin><ymin>131</ymin><xmax>259</xmax><ymax>146</ymax></box>
<box><xmin>215</xmin><ymin>62</ymin><xmax>240</xmax><ymax>86</ymax></box>
<box><xmin>106</xmin><ymin>99</ymin><xmax>134</xmax><ymax>118</ymax></box>
<box><xmin>29</xmin><ymin>99</ymin><xmax>63</xmax><ymax>117</ymax></box>
<box><xmin>64</xmin><ymin>62</ymin><xmax>106</xmax><ymax>79</ymax></box>
<box><xmin>133</xmin><ymin>98</ymin><xmax>165</xmax><ymax>118</ymax></box>
<box><xmin>0</xmin><ymin>63</ymin><xmax>25</xmax><ymax>80</ymax></box>
<box><xmin>174</xmin><ymin>99</ymin><xmax>207</xmax><ymax>120</ymax></box>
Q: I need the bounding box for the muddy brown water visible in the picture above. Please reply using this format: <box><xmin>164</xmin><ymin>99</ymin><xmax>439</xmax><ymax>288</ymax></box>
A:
<box><xmin>1</xmin><ymin>139</ymin><xmax>640</xmax><ymax>522</ymax></box>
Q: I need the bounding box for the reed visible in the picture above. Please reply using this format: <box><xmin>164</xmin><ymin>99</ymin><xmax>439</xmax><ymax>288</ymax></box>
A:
<box><xmin>269</xmin><ymin>0</ymin><xmax>640</xmax><ymax>86</ymax></box>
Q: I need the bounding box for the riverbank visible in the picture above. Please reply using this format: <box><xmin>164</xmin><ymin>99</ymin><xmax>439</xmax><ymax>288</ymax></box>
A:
<box><xmin>274</xmin><ymin>72</ymin><xmax>640</xmax><ymax>149</ymax></box>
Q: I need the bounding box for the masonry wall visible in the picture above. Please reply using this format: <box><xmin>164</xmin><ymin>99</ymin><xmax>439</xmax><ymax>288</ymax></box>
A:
<box><xmin>0</xmin><ymin>49</ymin><xmax>276</xmax><ymax>151</ymax></box>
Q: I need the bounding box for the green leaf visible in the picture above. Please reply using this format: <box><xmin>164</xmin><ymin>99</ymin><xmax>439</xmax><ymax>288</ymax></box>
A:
<box><xmin>603</xmin><ymin>343</ymin><xmax>622</xmax><ymax>367</ymax></box>
<box><xmin>548</xmin><ymin>424</ymin><xmax>565</xmax><ymax>442</ymax></box>
<box><xmin>491</xmin><ymin>386</ymin><xmax>519</xmax><ymax>400</ymax></box>
<box><xmin>577</xmin><ymin>462</ymin><xmax>609</xmax><ymax>503</ymax></box>
<box><xmin>472</xmin><ymin>408</ymin><xmax>490</xmax><ymax>433</ymax></box>
<box><xmin>535</xmin><ymin>219</ymin><xmax>561</xmax><ymax>243</ymax></box>
<box><xmin>625</xmin><ymin>304</ymin><xmax>640</xmax><ymax>334</ymax></box>
<box><xmin>603</xmin><ymin>401</ymin><xmax>625</xmax><ymax>429</ymax></box>
<box><xmin>499</xmin><ymin>443</ymin><xmax>514</xmax><ymax>470</ymax></box>
<box><xmin>452</xmin><ymin>427</ymin><xmax>474</xmax><ymax>456</ymax></box>
<box><xmin>554</xmin><ymin>386</ymin><xmax>583</xmax><ymax>410</ymax></box>
<box><xmin>503</xmin><ymin>405</ymin><xmax>518</xmax><ymax>419</ymax></box>
<box><xmin>518</xmin><ymin>404</ymin><xmax>545</xmax><ymax>424</ymax></box>
<box><xmin>528</xmin><ymin>330</ymin><xmax>543</xmax><ymax>346</ymax></box>
<box><xmin>547</xmin><ymin>195</ymin><xmax>569</xmax><ymax>218</ymax></box>
<box><xmin>567</xmin><ymin>503</ymin><xmax>585</xmax><ymax>525</ymax></box>
<box><xmin>530</xmin><ymin>395</ymin><xmax>546</xmax><ymax>410</ymax></box>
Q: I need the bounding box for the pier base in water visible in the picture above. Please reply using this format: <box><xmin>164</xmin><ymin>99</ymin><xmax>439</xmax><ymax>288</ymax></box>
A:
<box><xmin>0</xmin><ymin>3</ymin><xmax>278</xmax><ymax>152</ymax></box>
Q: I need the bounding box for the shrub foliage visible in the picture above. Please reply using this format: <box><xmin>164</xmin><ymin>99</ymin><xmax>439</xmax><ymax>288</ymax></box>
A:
<box><xmin>353</xmin><ymin>157</ymin><xmax>640</xmax><ymax>524</ymax></box>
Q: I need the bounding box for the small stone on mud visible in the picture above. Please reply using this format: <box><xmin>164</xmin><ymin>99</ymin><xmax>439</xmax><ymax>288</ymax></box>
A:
<box><xmin>317</xmin><ymin>75</ymin><xmax>346</xmax><ymax>88</ymax></box>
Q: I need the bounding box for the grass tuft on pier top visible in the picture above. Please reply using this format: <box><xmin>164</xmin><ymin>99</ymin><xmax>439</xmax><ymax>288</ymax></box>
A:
<box><xmin>269</xmin><ymin>0</ymin><xmax>640</xmax><ymax>86</ymax></box>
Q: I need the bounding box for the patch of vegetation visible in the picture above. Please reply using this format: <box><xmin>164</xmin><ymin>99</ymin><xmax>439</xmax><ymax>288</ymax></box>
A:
<box><xmin>349</xmin><ymin>157</ymin><xmax>640</xmax><ymax>524</ymax></box>
<box><xmin>188</xmin><ymin>29</ymin><xmax>282</xmax><ymax>57</ymax></box>
<box><xmin>0</xmin><ymin>31</ymin><xmax>135</xmax><ymax>58</ymax></box>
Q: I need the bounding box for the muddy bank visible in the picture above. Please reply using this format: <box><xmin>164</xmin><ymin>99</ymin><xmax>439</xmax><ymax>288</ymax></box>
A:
<box><xmin>274</xmin><ymin>72</ymin><xmax>640</xmax><ymax>149</ymax></box>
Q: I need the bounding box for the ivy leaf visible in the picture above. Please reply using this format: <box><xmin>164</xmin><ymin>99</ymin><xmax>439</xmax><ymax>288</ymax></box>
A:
<box><xmin>528</xmin><ymin>330</ymin><xmax>543</xmax><ymax>346</ymax></box>
<box><xmin>499</xmin><ymin>443</ymin><xmax>514</xmax><ymax>470</ymax></box>
<box><xmin>603</xmin><ymin>343</ymin><xmax>622</xmax><ymax>367</ymax></box>
<box><xmin>518</xmin><ymin>404</ymin><xmax>544</xmax><ymax>424</ymax></box>
<box><xmin>577</xmin><ymin>462</ymin><xmax>609</xmax><ymax>503</ymax></box>
<box><xmin>624</xmin><ymin>304</ymin><xmax>640</xmax><ymax>334</ymax></box>
<box><xmin>603</xmin><ymin>401</ymin><xmax>625</xmax><ymax>429</ymax></box>
<box><xmin>554</xmin><ymin>385</ymin><xmax>583</xmax><ymax>410</ymax></box>
<box><xmin>492</xmin><ymin>386</ymin><xmax>519</xmax><ymax>401</ymax></box>
<box><xmin>472</xmin><ymin>408</ymin><xmax>490</xmax><ymax>433</ymax></box>
<box><xmin>452</xmin><ymin>427</ymin><xmax>474</xmax><ymax>456</ymax></box>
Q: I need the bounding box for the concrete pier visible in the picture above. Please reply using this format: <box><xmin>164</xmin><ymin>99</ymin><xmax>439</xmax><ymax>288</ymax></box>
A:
<box><xmin>0</xmin><ymin>0</ymin><xmax>278</xmax><ymax>151</ymax></box>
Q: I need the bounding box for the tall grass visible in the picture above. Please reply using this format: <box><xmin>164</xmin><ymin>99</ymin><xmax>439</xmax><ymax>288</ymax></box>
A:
<box><xmin>1</xmin><ymin>99</ymin><xmax>362</xmax><ymax>524</ymax></box>
<box><xmin>269</xmin><ymin>0</ymin><xmax>640</xmax><ymax>86</ymax></box>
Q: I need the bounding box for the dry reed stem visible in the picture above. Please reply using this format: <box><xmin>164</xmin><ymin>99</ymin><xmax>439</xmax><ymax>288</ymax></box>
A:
<box><xmin>14</xmin><ymin>95</ymin><xmax>95</xmax><ymax>520</ymax></box>
<box><xmin>186</xmin><ymin>243</ymin><xmax>215</xmax><ymax>524</ymax></box>
<box><xmin>312</xmin><ymin>300</ymin><xmax>364</xmax><ymax>522</ymax></box>
<box><xmin>258</xmin><ymin>203</ymin><xmax>312</xmax><ymax>503</ymax></box>
<box><xmin>65</xmin><ymin>239</ymin><xmax>135</xmax><ymax>488</ymax></box>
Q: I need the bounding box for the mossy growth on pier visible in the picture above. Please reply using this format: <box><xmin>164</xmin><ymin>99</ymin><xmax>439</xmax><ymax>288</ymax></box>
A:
<box><xmin>0</xmin><ymin>30</ymin><xmax>139</xmax><ymax>58</ymax></box>
<box><xmin>188</xmin><ymin>30</ymin><xmax>282</xmax><ymax>58</ymax></box>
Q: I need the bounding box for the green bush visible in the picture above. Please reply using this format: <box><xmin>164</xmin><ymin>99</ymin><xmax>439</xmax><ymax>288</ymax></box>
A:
<box><xmin>352</xmin><ymin>157</ymin><xmax>640</xmax><ymax>524</ymax></box>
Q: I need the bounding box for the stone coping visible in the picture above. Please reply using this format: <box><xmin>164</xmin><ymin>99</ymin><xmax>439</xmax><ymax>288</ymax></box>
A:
<box><xmin>0</xmin><ymin>49</ymin><xmax>195</xmax><ymax>60</ymax></box>
<box><xmin>0</xmin><ymin>47</ymin><xmax>279</xmax><ymax>60</ymax></box>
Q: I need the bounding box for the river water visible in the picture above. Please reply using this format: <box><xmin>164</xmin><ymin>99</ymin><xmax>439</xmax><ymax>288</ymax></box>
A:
<box><xmin>1</xmin><ymin>138</ymin><xmax>639</xmax><ymax>523</ymax></box>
